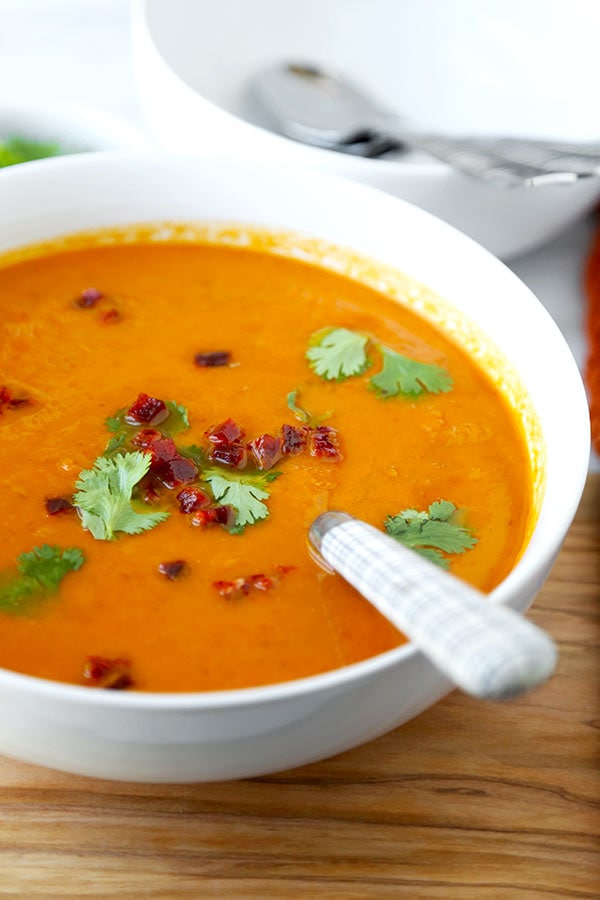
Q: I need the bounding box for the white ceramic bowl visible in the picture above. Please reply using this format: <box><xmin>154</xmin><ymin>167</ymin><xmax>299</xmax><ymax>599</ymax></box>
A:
<box><xmin>0</xmin><ymin>152</ymin><xmax>589</xmax><ymax>782</ymax></box>
<box><xmin>132</xmin><ymin>0</ymin><xmax>600</xmax><ymax>261</ymax></box>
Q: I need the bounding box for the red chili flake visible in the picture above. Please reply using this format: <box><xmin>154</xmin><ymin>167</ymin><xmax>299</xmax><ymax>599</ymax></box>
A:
<box><xmin>45</xmin><ymin>497</ymin><xmax>74</xmax><ymax>516</ymax></box>
<box><xmin>158</xmin><ymin>559</ymin><xmax>186</xmax><ymax>580</ymax></box>
<box><xmin>100</xmin><ymin>308</ymin><xmax>121</xmax><ymax>324</ymax></box>
<box><xmin>211</xmin><ymin>442</ymin><xmax>248</xmax><ymax>469</ymax></box>
<box><xmin>131</xmin><ymin>428</ymin><xmax>163</xmax><ymax>449</ymax></box>
<box><xmin>83</xmin><ymin>656</ymin><xmax>134</xmax><ymax>690</ymax></box>
<box><xmin>125</xmin><ymin>393</ymin><xmax>169</xmax><ymax>426</ymax></box>
<box><xmin>191</xmin><ymin>505</ymin><xmax>235</xmax><ymax>528</ymax></box>
<box><xmin>205</xmin><ymin>417</ymin><xmax>245</xmax><ymax>444</ymax></box>
<box><xmin>213</xmin><ymin>576</ymin><xmax>252</xmax><ymax>597</ymax></box>
<box><xmin>212</xmin><ymin>565</ymin><xmax>294</xmax><ymax>599</ymax></box>
<box><xmin>177</xmin><ymin>487</ymin><xmax>210</xmax><ymax>513</ymax></box>
<box><xmin>309</xmin><ymin>425</ymin><xmax>343</xmax><ymax>461</ymax></box>
<box><xmin>0</xmin><ymin>388</ymin><xmax>31</xmax><ymax>416</ymax></box>
<box><xmin>281</xmin><ymin>423</ymin><xmax>308</xmax><ymax>456</ymax></box>
<box><xmin>248</xmin><ymin>433</ymin><xmax>283</xmax><ymax>470</ymax></box>
<box><xmin>194</xmin><ymin>351</ymin><xmax>230</xmax><ymax>367</ymax></box>
<box><xmin>75</xmin><ymin>287</ymin><xmax>103</xmax><ymax>309</ymax></box>
<box><xmin>250</xmin><ymin>573</ymin><xmax>273</xmax><ymax>591</ymax></box>
<box><xmin>212</xmin><ymin>579</ymin><xmax>237</xmax><ymax>598</ymax></box>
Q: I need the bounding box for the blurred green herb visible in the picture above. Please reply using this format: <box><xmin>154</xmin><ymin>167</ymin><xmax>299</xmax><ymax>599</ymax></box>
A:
<box><xmin>0</xmin><ymin>135</ymin><xmax>63</xmax><ymax>168</ymax></box>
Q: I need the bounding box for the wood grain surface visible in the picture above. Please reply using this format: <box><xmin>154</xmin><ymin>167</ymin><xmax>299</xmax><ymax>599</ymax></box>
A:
<box><xmin>0</xmin><ymin>478</ymin><xmax>599</xmax><ymax>899</ymax></box>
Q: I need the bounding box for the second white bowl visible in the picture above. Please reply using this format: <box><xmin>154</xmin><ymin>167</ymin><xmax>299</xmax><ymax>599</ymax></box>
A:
<box><xmin>133</xmin><ymin>0</ymin><xmax>600</xmax><ymax>260</ymax></box>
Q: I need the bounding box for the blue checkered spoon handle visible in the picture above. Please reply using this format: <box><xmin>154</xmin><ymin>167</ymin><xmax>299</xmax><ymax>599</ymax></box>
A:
<box><xmin>309</xmin><ymin>512</ymin><xmax>557</xmax><ymax>700</ymax></box>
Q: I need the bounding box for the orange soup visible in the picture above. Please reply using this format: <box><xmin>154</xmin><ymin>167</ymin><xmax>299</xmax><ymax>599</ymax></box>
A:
<box><xmin>0</xmin><ymin>231</ymin><xmax>534</xmax><ymax>691</ymax></box>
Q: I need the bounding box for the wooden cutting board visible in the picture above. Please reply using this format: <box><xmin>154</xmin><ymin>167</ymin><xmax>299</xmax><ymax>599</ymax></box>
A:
<box><xmin>0</xmin><ymin>477</ymin><xmax>598</xmax><ymax>898</ymax></box>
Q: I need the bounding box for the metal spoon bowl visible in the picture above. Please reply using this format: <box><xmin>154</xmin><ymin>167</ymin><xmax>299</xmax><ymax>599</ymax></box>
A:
<box><xmin>249</xmin><ymin>62</ymin><xmax>600</xmax><ymax>187</ymax></box>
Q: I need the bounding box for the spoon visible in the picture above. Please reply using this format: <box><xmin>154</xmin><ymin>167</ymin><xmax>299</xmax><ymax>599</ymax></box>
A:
<box><xmin>309</xmin><ymin>511</ymin><xmax>556</xmax><ymax>700</ymax></box>
<box><xmin>249</xmin><ymin>63</ymin><xmax>600</xmax><ymax>187</ymax></box>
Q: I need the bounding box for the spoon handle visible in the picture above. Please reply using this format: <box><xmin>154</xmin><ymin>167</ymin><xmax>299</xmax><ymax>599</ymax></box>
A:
<box><xmin>394</xmin><ymin>131</ymin><xmax>592</xmax><ymax>187</ymax></box>
<box><xmin>309</xmin><ymin>512</ymin><xmax>556</xmax><ymax>700</ymax></box>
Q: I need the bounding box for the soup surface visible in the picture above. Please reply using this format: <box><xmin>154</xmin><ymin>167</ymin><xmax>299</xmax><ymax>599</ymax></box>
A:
<box><xmin>0</xmin><ymin>234</ymin><xmax>534</xmax><ymax>691</ymax></box>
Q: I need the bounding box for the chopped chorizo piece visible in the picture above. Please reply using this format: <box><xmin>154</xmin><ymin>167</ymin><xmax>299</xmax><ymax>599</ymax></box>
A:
<box><xmin>211</xmin><ymin>442</ymin><xmax>248</xmax><ymax>469</ymax></box>
<box><xmin>45</xmin><ymin>497</ymin><xmax>74</xmax><ymax>516</ymax></box>
<box><xmin>158</xmin><ymin>559</ymin><xmax>186</xmax><ymax>580</ymax></box>
<box><xmin>281</xmin><ymin>423</ymin><xmax>308</xmax><ymax>456</ymax></box>
<box><xmin>100</xmin><ymin>308</ymin><xmax>121</xmax><ymax>324</ymax></box>
<box><xmin>191</xmin><ymin>505</ymin><xmax>235</xmax><ymax>528</ymax></box>
<box><xmin>0</xmin><ymin>386</ymin><xmax>12</xmax><ymax>414</ymax></box>
<box><xmin>83</xmin><ymin>656</ymin><xmax>134</xmax><ymax>690</ymax></box>
<box><xmin>248</xmin><ymin>433</ymin><xmax>283</xmax><ymax>470</ymax></box>
<box><xmin>149</xmin><ymin>437</ymin><xmax>178</xmax><ymax>461</ymax></box>
<box><xmin>140</xmin><ymin>475</ymin><xmax>162</xmax><ymax>504</ymax></box>
<box><xmin>177</xmin><ymin>487</ymin><xmax>210</xmax><ymax>513</ymax></box>
<box><xmin>0</xmin><ymin>386</ymin><xmax>27</xmax><ymax>412</ymax></box>
<box><xmin>131</xmin><ymin>428</ymin><xmax>163</xmax><ymax>449</ymax></box>
<box><xmin>205</xmin><ymin>417</ymin><xmax>245</xmax><ymax>444</ymax></box>
<box><xmin>309</xmin><ymin>425</ymin><xmax>343</xmax><ymax>461</ymax></box>
<box><xmin>164</xmin><ymin>456</ymin><xmax>198</xmax><ymax>486</ymax></box>
<box><xmin>74</xmin><ymin>287</ymin><xmax>103</xmax><ymax>308</ymax></box>
<box><xmin>125</xmin><ymin>393</ymin><xmax>169</xmax><ymax>426</ymax></box>
<box><xmin>194</xmin><ymin>351</ymin><xmax>230</xmax><ymax>367</ymax></box>
<box><xmin>147</xmin><ymin>437</ymin><xmax>198</xmax><ymax>487</ymax></box>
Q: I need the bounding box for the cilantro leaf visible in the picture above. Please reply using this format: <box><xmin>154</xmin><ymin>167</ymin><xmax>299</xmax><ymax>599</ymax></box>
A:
<box><xmin>370</xmin><ymin>345</ymin><xmax>453</xmax><ymax>399</ymax></box>
<box><xmin>286</xmin><ymin>388</ymin><xmax>332</xmax><ymax>426</ymax></box>
<box><xmin>0</xmin><ymin>545</ymin><xmax>85</xmax><ymax>614</ymax></box>
<box><xmin>164</xmin><ymin>400</ymin><xmax>190</xmax><ymax>433</ymax></box>
<box><xmin>18</xmin><ymin>545</ymin><xmax>85</xmax><ymax>590</ymax></box>
<box><xmin>105</xmin><ymin>433</ymin><xmax>127</xmax><ymax>455</ymax></box>
<box><xmin>305</xmin><ymin>327</ymin><xmax>453</xmax><ymax>401</ymax></box>
<box><xmin>103</xmin><ymin>408</ymin><xmax>133</xmax><ymax>457</ymax></box>
<box><xmin>74</xmin><ymin>451</ymin><xmax>169</xmax><ymax>540</ymax></box>
<box><xmin>202</xmin><ymin>467</ymin><xmax>281</xmax><ymax>529</ymax></box>
<box><xmin>384</xmin><ymin>501</ymin><xmax>477</xmax><ymax>569</ymax></box>
<box><xmin>306</xmin><ymin>328</ymin><xmax>370</xmax><ymax>381</ymax></box>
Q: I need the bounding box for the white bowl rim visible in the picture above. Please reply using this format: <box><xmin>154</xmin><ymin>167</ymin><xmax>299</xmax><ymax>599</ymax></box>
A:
<box><xmin>0</xmin><ymin>149</ymin><xmax>589</xmax><ymax>710</ymax></box>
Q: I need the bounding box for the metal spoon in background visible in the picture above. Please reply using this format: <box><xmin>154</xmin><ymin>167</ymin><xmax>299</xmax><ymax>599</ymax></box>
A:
<box><xmin>248</xmin><ymin>62</ymin><xmax>600</xmax><ymax>187</ymax></box>
<box><xmin>309</xmin><ymin>512</ymin><xmax>557</xmax><ymax>700</ymax></box>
